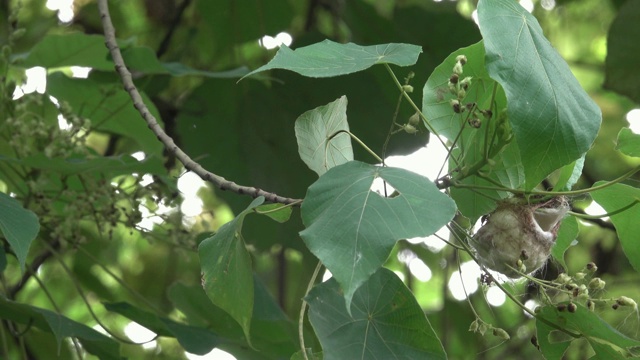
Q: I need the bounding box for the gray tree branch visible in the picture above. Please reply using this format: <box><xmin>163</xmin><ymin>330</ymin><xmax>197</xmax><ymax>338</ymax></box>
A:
<box><xmin>97</xmin><ymin>0</ymin><xmax>301</xmax><ymax>205</ymax></box>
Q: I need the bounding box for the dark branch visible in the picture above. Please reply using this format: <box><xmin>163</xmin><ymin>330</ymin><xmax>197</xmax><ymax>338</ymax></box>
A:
<box><xmin>156</xmin><ymin>0</ymin><xmax>192</xmax><ymax>58</ymax></box>
<box><xmin>7</xmin><ymin>239</ymin><xmax>60</xmax><ymax>299</ymax></box>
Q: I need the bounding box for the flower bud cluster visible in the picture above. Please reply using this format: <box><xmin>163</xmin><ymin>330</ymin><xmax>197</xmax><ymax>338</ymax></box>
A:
<box><xmin>443</xmin><ymin>54</ymin><xmax>493</xmax><ymax>130</ymax></box>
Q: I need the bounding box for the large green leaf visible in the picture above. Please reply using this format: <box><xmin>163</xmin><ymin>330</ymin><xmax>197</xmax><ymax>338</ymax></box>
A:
<box><xmin>590</xmin><ymin>183</ymin><xmax>640</xmax><ymax>272</ymax></box>
<box><xmin>477</xmin><ymin>0</ymin><xmax>601</xmax><ymax>189</ymax></box>
<box><xmin>0</xmin><ymin>297</ymin><xmax>120</xmax><ymax>359</ymax></box>
<box><xmin>537</xmin><ymin>304</ymin><xmax>640</xmax><ymax>358</ymax></box>
<box><xmin>0</xmin><ymin>192</ymin><xmax>39</xmax><ymax>272</ymax></box>
<box><xmin>168</xmin><ymin>282</ymin><xmax>298</xmax><ymax>359</ymax></box>
<box><xmin>103</xmin><ymin>302</ymin><xmax>219</xmax><ymax>355</ymax></box>
<box><xmin>198</xmin><ymin>197</ymin><xmax>265</xmax><ymax>344</ymax></box>
<box><xmin>243</xmin><ymin>40</ymin><xmax>422</xmax><ymax>79</ymax></box>
<box><xmin>295</xmin><ymin>96</ymin><xmax>353</xmax><ymax>176</ymax></box>
<box><xmin>306</xmin><ymin>267</ymin><xmax>446</xmax><ymax>360</ymax></box>
<box><xmin>300</xmin><ymin>161</ymin><xmax>456</xmax><ymax>309</ymax></box>
<box><xmin>46</xmin><ymin>73</ymin><xmax>163</xmax><ymax>155</ymax></box>
<box><xmin>615</xmin><ymin>128</ymin><xmax>640</xmax><ymax>157</ymax></box>
<box><xmin>604</xmin><ymin>0</ymin><xmax>640</xmax><ymax>103</ymax></box>
<box><xmin>422</xmin><ymin>41</ymin><xmax>522</xmax><ymax>221</ymax></box>
<box><xmin>18</xmin><ymin>33</ymin><xmax>113</xmax><ymax>70</ymax></box>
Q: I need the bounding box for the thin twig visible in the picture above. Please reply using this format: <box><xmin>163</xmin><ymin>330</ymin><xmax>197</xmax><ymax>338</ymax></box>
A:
<box><xmin>156</xmin><ymin>0</ymin><xmax>192</xmax><ymax>58</ymax></box>
<box><xmin>7</xmin><ymin>239</ymin><xmax>60</xmax><ymax>299</ymax></box>
<box><xmin>97</xmin><ymin>0</ymin><xmax>301</xmax><ymax>205</ymax></box>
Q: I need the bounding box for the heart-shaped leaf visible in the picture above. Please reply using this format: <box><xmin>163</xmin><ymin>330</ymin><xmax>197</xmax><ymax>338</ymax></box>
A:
<box><xmin>300</xmin><ymin>161</ymin><xmax>456</xmax><ymax>309</ymax></box>
<box><xmin>295</xmin><ymin>96</ymin><xmax>353</xmax><ymax>176</ymax></box>
<box><xmin>478</xmin><ymin>0</ymin><xmax>601</xmax><ymax>189</ymax></box>
<box><xmin>590</xmin><ymin>183</ymin><xmax>640</xmax><ymax>272</ymax></box>
<box><xmin>0</xmin><ymin>192</ymin><xmax>39</xmax><ymax>273</ymax></box>
<box><xmin>243</xmin><ymin>40</ymin><xmax>421</xmax><ymax>79</ymax></box>
<box><xmin>306</xmin><ymin>267</ymin><xmax>446</xmax><ymax>360</ymax></box>
<box><xmin>199</xmin><ymin>197</ymin><xmax>265</xmax><ymax>344</ymax></box>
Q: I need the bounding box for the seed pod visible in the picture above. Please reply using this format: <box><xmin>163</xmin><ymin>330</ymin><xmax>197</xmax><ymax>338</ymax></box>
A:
<box><xmin>453</xmin><ymin>62</ymin><xmax>463</xmax><ymax>75</ymax></box>
<box><xmin>402</xmin><ymin>85</ymin><xmax>414</xmax><ymax>93</ymax></box>
<box><xmin>612</xmin><ymin>303</ymin><xmax>619</xmax><ymax>310</ymax></box>
<box><xmin>587</xmin><ymin>300</ymin><xmax>595</xmax><ymax>311</ymax></box>
<box><xmin>557</xmin><ymin>304</ymin><xmax>567</xmax><ymax>312</ymax></box>
<box><xmin>589</xmin><ymin>277</ymin><xmax>605</xmax><ymax>290</ymax></box>
<box><xmin>469</xmin><ymin>320</ymin><xmax>479</xmax><ymax>332</ymax></box>
<box><xmin>468</xmin><ymin>118</ymin><xmax>481</xmax><ymax>128</ymax></box>
<box><xmin>616</xmin><ymin>296</ymin><xmax>638</xmax><ymax>309</ymax></box>
<box><xmin>478</xmin><ymin>322</ymin><xmax>488</xmax><ymax>336</ymax></box>
<box><xmin>449</xmin><ymin>73</ymin><xmax>459</xmax><ymax>84</ymax></box>
<box><xmin>568</xmin><ymin>302</ymin><xmax>577</xmax><ymax>313</ymax></box>
<box><xmin>456</xmin><ymin>55</ymin><xmax>468</xmax><ymax>65</ymax></box>
<box><xmin>492</xmin><ymin>328</ymin><xmax>510</xmax><ymax>341</ymax></box>
<box><xmin>586</xmin><ymin>262</ymin><xmax>598</xmax><ymax>272</ymax></box>
<box><xmin>403</xmin><ymin>124</ymin><xmax>418</xmax><ymax>134</ymax></box>
<box><xmin>451</xmin><ymin>99</ymin><xmax>462</xmax><ymax>113</ymax></box>
<box><xmin>408</xmin><ymin>112</ymin><xmax>421</xmax><ymax>126</ymax></box>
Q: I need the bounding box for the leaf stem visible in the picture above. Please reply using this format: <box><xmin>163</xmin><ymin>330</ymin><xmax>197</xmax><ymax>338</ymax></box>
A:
<box><xmin>383</xmin><ymin>64</ymin><xmax>455</xmax><ymax>162</ymax></box>
<box><xmin>569</xmin><ymin>199</ymin><xmax>639</xmax><ymax>219</ymax></box>
<box><xmin>254</xmin><ymin>200</ymin><xmax>303</xmax><ymax>215</ymax></box>
<box><xmin>299</xmin><ymin>261</ymin><xmax>323</xmax><ymax>360</ymax></box>
<box><xmin>328</xmin><ymin>130</ymin><xmax>383</xmax><ymax>163</ymax></box>
<box><xmin>451</xmin><ymin>165</ymin><xmax>640</xmax><ymax>196</ymax></box>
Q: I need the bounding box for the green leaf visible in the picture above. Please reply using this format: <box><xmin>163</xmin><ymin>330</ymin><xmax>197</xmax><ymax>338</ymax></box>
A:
<box><xmin>604</xmin><ymin>0</ymin><xmax>640</xmax><ymax>102</ymax></box>
<box><xmin>168</xmin><ymin>281</ymin><xmax>298</xmax><ymax>359</ymax></box>
<box><xmin>0</xmin><ymin>192</ymin><xmax>39</xmax><ymax>272</ymax></box>
<box><xmin>615</xmin><ymin>128</ymin><xmax>640</xmax><ymax>157</ymax></box>
<box><xmin>553</xmin><ymin>157</ymin><xmax>585</xmax><ymax>191</ymax></box>
<box><xmin>18</xmin><ymin>33</ymin><xmax>113</xmax><ymax>70</ymax></box>
<box><xmin>46</xmin><ymin>73</ymin><xmax>163</xmax><ymax>155</ymax></box>
<box><xmin>0</xmin><ymin>297</ymin><xmax>120</xmax><ymax>359</ymax></box>
<box><xmin>254</xmin><ymin>203</ymin><xmax>292</xmax><ymax>223</ymax></box>
<box><xmin>306</xmin><ymin>267</ymin><xmax>446</xmax><ymax>360</ymax></box>
<box><xmin>300</xmin><ymin>161</ymin><xmax>456</xmax><ymax>309</ymax></box>
<box><xmin>103</xmin><ymin>302</ymin><xmax>219</xmax><ymax>355</ymax></box>
<box><xmin>291</xmin><ymin>350</ymin><xmax>323</xmax><ymax>360</ymax></box>
<box><xmin>422</xmin><ymin>41</ymin><xmax>522</xmax><ymax>221</ymax></box>
<box><xmin>243</xmin><ymin>40</ymin><xmax>422</xmax><ymax>79</ymax></box>
<box><xmin>0</xmin><ymin>153</ymin><xmax>165</xmax><ymax>177</ymax></box>
<box><xmin>537</xmin><ymin>304</ymin><xmax>640</xmax><ymax>358</ymax></box>
<box><xmin>122</xmin><ymin>47</ymin><xmax>250</xmax><ymax>78</ymax></box>
<box><xmin>536</xmin><ymin>319</ymin><xmax>571</xmax><ymax>360</ymax></box>
<box><xmin>295</xmin><ymin>96</ymin><xmax>353</xmax><ymax>176</ymax></box>
<box><xmin>198</xmin><ymin>197</ymin><xmax>265</xmax><ymax>344</ymax></box>
<box><xmin>551</xmin><ymin>215</ymin><xmax>578</xmax><ymax>270</ymax></box>
<box><xmin>590</xmin><ymin>182</ymin><xmax>640</xmax><ymax>272</ymax></box>
<box><xmin>477</xmin><ymin>0</ymin><xmax>601</xmax><ymax>189</ymax></box>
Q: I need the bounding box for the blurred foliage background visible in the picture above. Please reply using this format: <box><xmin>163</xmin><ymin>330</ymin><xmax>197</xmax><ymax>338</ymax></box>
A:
<box><xmin>1</xmin><ymin>0</ymin><xmax>639</xmax><ymax>359</ymax></box>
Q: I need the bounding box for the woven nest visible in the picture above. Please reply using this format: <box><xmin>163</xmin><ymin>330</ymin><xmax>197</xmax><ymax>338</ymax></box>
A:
<box><xmin>471</xmin><ymin>197</ymin><xmax>569</xmax><ymax>278</ymax></box>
